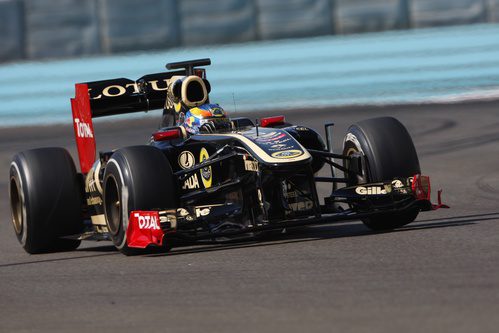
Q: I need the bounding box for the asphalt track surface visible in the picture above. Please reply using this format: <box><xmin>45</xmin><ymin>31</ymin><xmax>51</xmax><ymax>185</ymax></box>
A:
<box><xmin>1</xmin><ymin>101</ymin><xmax>498</xmax><ymax>332</ymax></box>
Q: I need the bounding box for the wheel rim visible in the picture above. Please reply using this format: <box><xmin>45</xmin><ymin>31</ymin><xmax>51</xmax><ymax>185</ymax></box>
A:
<box><xmin>9</xmin><ymin>177</ymin><xmax>23</xmax><ymax>235</ymax></box>
<box><xmin>104</xmin><ymin>175</ymin><xmax>122</xmax><ymax>235</ymax></box>
<box><xmin>344</xmin><ymin>144</ymin><xmax>369</xmax><ymax>184</ymax></box>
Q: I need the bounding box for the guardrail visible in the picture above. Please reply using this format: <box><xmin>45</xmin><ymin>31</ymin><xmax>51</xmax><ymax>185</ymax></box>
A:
<box><xmin>0</xmin><ymin>0</ymin><xmax>498</xmax><ymax>62</ymax></box>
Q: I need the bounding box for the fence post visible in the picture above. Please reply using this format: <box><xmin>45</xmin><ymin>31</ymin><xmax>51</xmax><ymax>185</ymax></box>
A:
<box><xmin>401</xmin><ymin>0</ymin><xmax>412</xmax><ymax>29</ymax></box>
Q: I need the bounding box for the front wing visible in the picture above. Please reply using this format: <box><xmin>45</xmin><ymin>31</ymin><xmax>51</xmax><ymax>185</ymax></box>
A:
<box><xmin>126</xmin><ymin>174</ymin><xmax>448</xmax><ymax>248</ymax></box>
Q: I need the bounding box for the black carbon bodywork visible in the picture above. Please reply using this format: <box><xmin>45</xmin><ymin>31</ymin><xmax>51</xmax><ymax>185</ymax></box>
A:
<box><xmin>78</xmin><ymin>117</ymin><xmax>432</xmax><ymax>244</ymax></box>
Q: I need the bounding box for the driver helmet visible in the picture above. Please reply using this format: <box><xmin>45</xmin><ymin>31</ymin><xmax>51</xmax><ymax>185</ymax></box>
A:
<box><xmin>182</xmin><ymin>103</ymin><xmax>231</xmax><ymax>134</ymax></box>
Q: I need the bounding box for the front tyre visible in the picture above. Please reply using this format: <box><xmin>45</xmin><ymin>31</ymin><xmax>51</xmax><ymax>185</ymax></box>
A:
<box><xmin>9</xmin><ymin>148</ymin><xmax>83</xmax><ymax>253</ymax></box>
<box><xmin>103</xmin><ymin>146</ymin><xmax>177</xmax><ymax>255</ymax></box>
<box><xmin>343</xmin><ymin>117</ymin><xmax>421</xmax><ymax>230</ymax></box>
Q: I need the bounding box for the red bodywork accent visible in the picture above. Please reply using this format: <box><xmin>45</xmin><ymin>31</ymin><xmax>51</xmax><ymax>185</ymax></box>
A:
<box><xmin>126</xmin><ymin>211</ymin><xmax>164</xmax><ymax>248</ymax></box>
<box><xmin>71</xmin><ymin>83</ymin><xmax>96</xmax><ymax>174</ymax></box>
<box><xmin>411</xmin><ymin>174</ymin><xmax>431</xmax><ymax>201</ymax></box>
<box><xmin>194</xmin><ymin>69</ymin><xmax>206</xmax><ymax>78</ymax></box>
<box><xmin>432</xmin><ymin>189</ymin><xmax>449</xmax><ymax>210</ymax></box>
<box><xmin>411</xmin><ymin>174</ymin><xmax>449</xmax><ymax>210</ymax></box>
<box><xmin>260</xmin><ymin>115</ymin><xmax>285</xmax><ymax>127</ymax></box>
<box><xmin>153</xmin><ymin>128</ymin><xmax>182</xmax><ymax>141</ymax></box>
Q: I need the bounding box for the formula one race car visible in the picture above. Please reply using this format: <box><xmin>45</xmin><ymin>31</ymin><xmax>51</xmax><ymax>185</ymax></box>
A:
<box><xmin>8</xmin><ymin>58</ymin><xmax>448</xmax><ymax>255</ymax></box>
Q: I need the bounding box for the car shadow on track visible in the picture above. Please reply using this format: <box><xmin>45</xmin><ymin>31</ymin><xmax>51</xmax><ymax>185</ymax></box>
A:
<box><xmin>0</xmin><ymin>251</ymin><xmax>120</xmax><ymax>268</ymax></box>
<box><xmin>142</xmin><ymin>212</ymin><xmax>497</xmax><ymax>258</ymax></box>
<box><xmin>1</xmin><ymin>212</ymin><xmax>496</xmax><ymax>266</ymax></box>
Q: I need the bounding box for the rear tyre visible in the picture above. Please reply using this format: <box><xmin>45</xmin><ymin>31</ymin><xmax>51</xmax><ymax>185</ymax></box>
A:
<box><xmin>103</xmin><ymin>146</ymin><xmax>178</xmax><ymax>255</ymax></box>
<box><xmin>9</xmin><ymin>148</ymin><xmax>83</xmax><ymax>254</ymax></box>
<box><xmin>342</xmin><ymin>117</ymin><xmax>421</xmax><ymax>231</ymax></box>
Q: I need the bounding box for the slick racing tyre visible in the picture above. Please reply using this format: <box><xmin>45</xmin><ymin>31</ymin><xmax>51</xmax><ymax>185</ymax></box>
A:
<box><xmin>103</xmin><ymin>146</ymin><xmax>177</xmax><ymax>255</ymax></box>
<box><xmin>342</xmin><ymin>117</ymin><xmax>421</xmax><ymax>231</ymax></box>
<box><xmin>9</xmin><ymin>148</ymin><xmax>83</xmax><ymax>254</ymax></box>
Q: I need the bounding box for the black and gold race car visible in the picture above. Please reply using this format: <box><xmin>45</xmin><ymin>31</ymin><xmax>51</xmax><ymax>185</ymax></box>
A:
<box><xmin>8</xmin><ymin>59</ymin><xmax>448</xmax><ymax>255</ymax></box>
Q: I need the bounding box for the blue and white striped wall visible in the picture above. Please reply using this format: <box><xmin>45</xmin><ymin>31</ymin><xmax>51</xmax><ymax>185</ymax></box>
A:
<box><xmin>0</xmin><ymin>23</ymin><xmax>498</xmax><ymax>126</ymax></box>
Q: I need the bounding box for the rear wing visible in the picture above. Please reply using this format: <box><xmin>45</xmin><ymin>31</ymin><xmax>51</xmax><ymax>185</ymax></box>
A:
<box><xmin>77</xmin><ymin>71</ymin><xmax>188</xmax><ymax>118</ymax></box>
<box><xmin>71</xmin><ymin>71</ymin><xmax>183</xmax><ymax>174</ymax></box>
<box><xmin>71</xmin><ymin>64</ymin><xmax>208</xmax><ymax>174</ymax></box>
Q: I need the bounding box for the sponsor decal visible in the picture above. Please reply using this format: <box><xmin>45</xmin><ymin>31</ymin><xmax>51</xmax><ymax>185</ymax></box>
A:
<box><xmin>195</xmin><ymin>207</ymin><xmax>211</xmax><ymax>217</ymax></box>
<box><xmin>127</xmin><ymin>211</ymin><xmax>163</xmax><ymax>248</ymax></box>
<box><xmin>392</xmin><ymin>180</ymin><xmax>404</xmax><ymax>188</ymax></box>
<box><xmin>392</xmin><ymin>179</ymin><xmax>407</xmax><ymax>192</ymax></box>
<box><xmin>355</xmin><ymin>186</ymin><xmax>387</xmax><ymax>195</ymax></box>
<box><xmin>271</xmin><ymin>150</ymin><xmax>303</xmax><ymax>159</ymax></box>
<box><xmin>177</xmin><ymin>208</ymin><xmax>190</xmax><ymax>217</ymax></box>
<box><xmin>89</xmin><ymin>79</ymin><xmax>169</xmax><ymax>100</ymax></box>
<box><xmin>74</xmin><ymin>118</ymin><xmax>93</xmax><ymax>138</ymax></box>
<box><xmin>254</xmin><ymin>131</ymin><xmax>287</xmax><ymax>142</ymax></box>
<box><xmin>251</xmin><ymin>130</ymin><xmax>296</xmax><ymax>152</ymax></box>
<box><xmin>182</xmin><ymin>174</ymin><xmax>200</xmax><ymax>190</ymax></box>
<box><xmin>270</xmin><ymin>143</ymin><xmax>287</xmax><ymax>150</ymax></box>
<box><xmin>282</xmin><ymin>181</ymin><xmax>313</xmax><ymax>212</ymax></box>
<box><xmin>175</xmin><ymin>205</ymin><xmax>221</xmax><ymax>221</ymax></box>
<box><xmin>271</xmin><ymin>138</ymin><xmax>291</xmax><ymax>144</ymax></box>
<box><xmin>148</xmin><ymin>80</ymin><xmax>169</xmax><ymax>91</ymax></box>
<box><xmin>86</xmin><ymin>196</ymin><xmax>103</xmax><ymax>205</ymax></box>
<box><xmin>158</xmin><ymin>210</ymin><xmax>178</xmax><ymax>229</ymax></box>
<box><xmin>133</xmin><ymin>212</ymin><xmax>160</xmax><ymax>230</ymax></box>
<box><xmin>288</xmin><ymin>201</ymin><xmax>314</xmax><ymax>212</ymax></box>
<box><xmin>178</xmin><ymin>151</ymin><xmax>195</xmax><ymax>169</ymax></box>
<box><xmin>263</xmin><ymin>138</ymin><xmax>294</xmax><ymax>151</ymax></box>
<box><xmin>199</xmin><ymin>148</ymin><xmax>212</xmax><ymax>188</ymax></box>
<box><xmin>391</xmin><ymin>179</ymin><xmax>408</xmax><ymax>194</ymax></box>
<box><xmin>244</xmin><ymin>160</ymin><xmax>259</xmax><ymax>172</ymax></box>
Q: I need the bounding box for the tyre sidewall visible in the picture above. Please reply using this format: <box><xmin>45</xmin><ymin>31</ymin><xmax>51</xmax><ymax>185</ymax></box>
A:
<box><xmin>103</xmin><ymin>146</ymin><xmax>178</xmax><ymax>252</ymax></box>
<box><xmin>103</xmin><ymin>157</ymin><xmax>130</xmax><ymax>250</ymax></box>
<box><xmin>9</xmin><ymin>159</ymin><xmax>30</xmax><ymax>246</ymax></box>
<box><xmin>343</xmin><ymin>117</ymin><xmax>421</xmax><ymax>182</ymax></box>
<box><xmin>9</xmin><ymin>148</ymin><xmax>83</xmax><ymax>253</ymax></box>
<box><xmin>342</xmin><ymin>117</ymin><xmax>421</xmax><ymax>230</ymax></box>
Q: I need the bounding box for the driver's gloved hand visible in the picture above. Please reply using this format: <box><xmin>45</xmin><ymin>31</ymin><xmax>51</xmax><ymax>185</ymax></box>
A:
<box><xmin>199</xmin><ymin>122</ymin><xmax>216</xmax><ymax>133</ymax></box>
